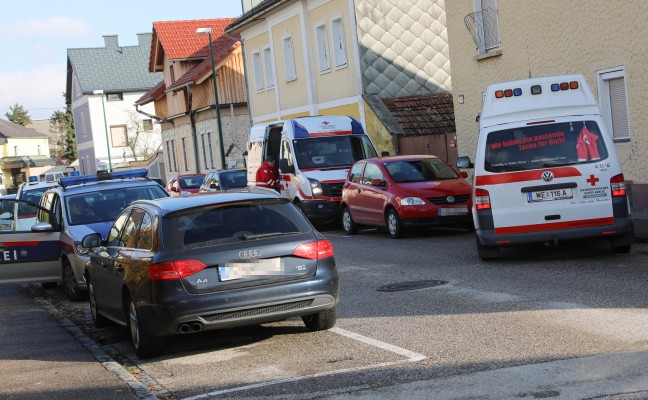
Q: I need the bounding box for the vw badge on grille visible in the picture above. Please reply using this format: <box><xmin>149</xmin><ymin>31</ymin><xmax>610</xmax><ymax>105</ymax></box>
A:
<box><xmin>541</xmin><ymin>171</ymin><xmax>554</xmax><ymax>182</ymax></box>
<box><xmin>239</xmin><ymin>249</ymin><xmax>262</xmax><ymax>259</ymax></box>
<box><xmin>446</xmin><ymin>196</ymin><xmax>455</xmax><ymax>203</ymax></box>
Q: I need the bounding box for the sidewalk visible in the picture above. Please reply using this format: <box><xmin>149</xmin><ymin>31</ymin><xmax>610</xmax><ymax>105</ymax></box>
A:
<box><xmin>0</xmin><ymin>284</ymin><xmax>149</xmax><ymax>400</ymax></box>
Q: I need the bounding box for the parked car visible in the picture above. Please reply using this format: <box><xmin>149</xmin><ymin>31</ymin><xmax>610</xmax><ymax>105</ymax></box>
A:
<box><xmin>167</xmin><ymin>174</ymin><xmax>205</xmax><ymax>196</ymax></box>
<box><xmin>199</xmin><ymin>169</ymin><xmax>248</xmax><ymax>193</ymax></box>
<box><xmin>81</xmin><ymin>188</ymin><xmax>339</xmax><ymax>358</ymax></box>
<box><xmin>340</xmin><ymin>155</ymin><xmax>473</xmax><ymax>238</ymax></box>
<box><xmin>16</xmin><ymin>176</ymin><xmax>60</xmax><ymax>205</ymax></box>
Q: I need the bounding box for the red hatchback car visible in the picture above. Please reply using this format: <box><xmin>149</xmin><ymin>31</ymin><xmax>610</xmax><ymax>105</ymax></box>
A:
<box><xmin>167</xmin><ymin>174</ymin><xmax>206</xmax><ymax>196</ymax></box>
<box><xmin>341</xmin><ymin>155</ymin><xmax>473</xmax><ymax>238</ymax></box>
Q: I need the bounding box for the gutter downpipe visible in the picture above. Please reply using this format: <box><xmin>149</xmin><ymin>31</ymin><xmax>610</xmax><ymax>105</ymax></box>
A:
<box><xmin>186</xmin><ymin>82</ymin><xmax>202</xmax><ymax>174</ymax></box>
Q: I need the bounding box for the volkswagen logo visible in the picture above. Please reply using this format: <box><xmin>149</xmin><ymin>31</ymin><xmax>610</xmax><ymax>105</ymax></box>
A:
<box><xmin>541</xmin><ymin>171</ymin><xmax>554</xmax><ymax>182</ymax></box>
<box><xmin>238</xmin><ymin>249</ymin><xmax>262</xmax><ymax>259</ymax></box>
<box><xmin>446</xmin><ymin>196</ymin><xmax>455</xmax><ymax>203</ymax></box>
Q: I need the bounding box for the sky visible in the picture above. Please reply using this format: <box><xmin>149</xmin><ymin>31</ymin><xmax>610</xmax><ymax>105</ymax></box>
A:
<box><xmin>0</xmin><ymin>0</ymin><xmax>244</xmax><ymax>121</ymax></box>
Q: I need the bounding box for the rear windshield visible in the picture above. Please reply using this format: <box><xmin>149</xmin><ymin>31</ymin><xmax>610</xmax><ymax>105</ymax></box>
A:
<box><xmin>162</xmin><ymin>199</ymin><xmax>312</xmax><ymax>250</ymax></box>
<box><xmin>19</xmin><ymin>187</ymin><xmax>48</xmax><ymax>204</ymax></box>
<box><xmin>179</xmin><ymin>176</ymin><xmax>203</xmax><ymax>189</ymax></box>
<box><xmin>384</xmin><ymin>158</ymin><xmax>459</xmax><ymax>183</ymax></box>
<box><xmin>485</xmin><ymin>121</ymin><xmax>609</xmax><ymax>173</ymax></box>
<box><xmin>220</xmin><ymin>170</ymin><xmax>248</xmax><ymax>189</ymax></box>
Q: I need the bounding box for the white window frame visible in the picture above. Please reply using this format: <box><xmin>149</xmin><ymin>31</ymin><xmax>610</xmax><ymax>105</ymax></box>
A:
<box><xmin>473</xmin><ymin>0</ymin><xmax>501</xmax><ymax>55</ymax></box>
<box><xmin>597</xmin><ymin>66</ymin><xmax>632</xmax><ymax>142</ymax></box>
<box><xmin>315</xmin><ymin>22</ymin><xmax>330</xmax><ymax>73</ymax></box>
<box><xmin>262</xmin><ymin>46</ymin><xmax>275</xmax><ymax>89</ymax></box>
<box><xmin>282</xmin><ymin>35</ymin><xmax>297</xmax><ymax>81</ymax></box>
<box><xmin>330</xmin><ymin>16</ymin><xmax>347</xmax><ymax>69</ymax></box>
<box><xmin>251</xmin><ymin>50</ymin><xmax>264</xmax><ymax>92</ymax></box>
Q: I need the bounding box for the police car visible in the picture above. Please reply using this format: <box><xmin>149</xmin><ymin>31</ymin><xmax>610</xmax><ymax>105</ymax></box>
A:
<box><xmin>16</xmin><ymin>176</ymin><xmax>61</xmax><ymax>205</ymax></box>
<box><xmin>0</xmin><ymin>169</ymin><xmax>168</xmax><ymax>300</ymax></box>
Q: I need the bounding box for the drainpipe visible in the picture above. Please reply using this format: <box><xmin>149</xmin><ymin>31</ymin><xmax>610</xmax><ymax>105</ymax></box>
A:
<box><xmin>186</xmin><ymin>82</ymin><xmax>201</xmax><ymax>174</ymax></box>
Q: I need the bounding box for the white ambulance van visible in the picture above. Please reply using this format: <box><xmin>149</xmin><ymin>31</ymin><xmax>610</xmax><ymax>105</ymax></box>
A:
<box><xmin>247</xmin><ymin>116</ymin><xmax>378</xmax><ymax>221</ymax></box>
<box><xmin>456</xmin><ymin>74</ymin><xmax>634</xmax><ymax>259</ymax></box>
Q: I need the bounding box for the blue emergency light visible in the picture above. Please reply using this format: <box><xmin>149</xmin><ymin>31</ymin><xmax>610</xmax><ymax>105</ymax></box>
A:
<box><xmin>28</xmin><ymin>176</ymin><xmax>38</xmax><ymax>183</ymax></box>
<box><xmin>350</xmin><ymin>117</ymin><xmax>365</xmax><ymax>134</ymax></box>
<box><xmin>59</xmin><ymin>168</ymin><xmax>148</xmax><ymax>188</ymax></box>
<box><xmin>292</xmin><ymin>121</ymin><xmax>309</xmax><ymax>138</ymax></box>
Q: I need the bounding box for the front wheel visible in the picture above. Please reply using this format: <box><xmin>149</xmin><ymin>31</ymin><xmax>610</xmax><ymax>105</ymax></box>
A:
<box><xmin>302</xmin><ymin>306</ymin><xmax>337</xmax><ymax>331</ymax></box>
<box><xmin>88</xmin><ymin>279</ymin><xmax>108</xmax><ymax>328</ymax></box>
<box><xmin>341</xmin><ymin>207</ymin><xmax>358</xmax><ymax>235</ymax></box>
<box><xmin>63</xmin><ymin>260</ymin><xmax>85</xmax><ymax>302</ymax></box>
<box><xmin>128</xmin><ymin>297</ymin><xmax>163</xmax><ymax>358</ymax></box>
<box><xmin>386</xmin><ymin>209</ymin><xmax>403</xmax><ymax>239</ymax></box>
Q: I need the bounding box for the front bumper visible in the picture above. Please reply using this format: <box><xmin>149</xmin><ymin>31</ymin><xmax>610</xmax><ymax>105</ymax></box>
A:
<box><xmin>301</xmin><ymin>200</ymin><xmax>341</xmax><ymax>221</ymax></box>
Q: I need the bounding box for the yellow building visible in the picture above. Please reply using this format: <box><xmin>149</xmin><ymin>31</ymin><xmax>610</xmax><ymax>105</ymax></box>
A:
<box><xmin>0</xmin><ymin>118</ymin><xmax>53</xmax><ymax>194</ymax></box>
<box><xmin>226</xmin><ymin>0</ymin><xmax>455</xmax><ymax>158</ymax></box>
<box><xmin>445</xmin><ymin>0</ymin><xmax>648</xmax><ymax>210</ymax></box>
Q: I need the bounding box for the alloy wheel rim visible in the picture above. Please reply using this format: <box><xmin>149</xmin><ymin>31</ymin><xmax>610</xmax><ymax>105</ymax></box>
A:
<box><xmin>388</xmin><ymin>214</ymin><xmax>396</xmax><ymax>234</ymax></box>
<box><xmin>129</xmin><ymin>302</ymin><xmax>139</xmax><ymax>348</ymax></box>
<box><xmin>89</xmin><ymin>282</ymin><xmax>97</xmax><ymax>319</ymax></box>
<box><xmin>64</xmin><ymin>265</ymin><xmax>76</xmax><ymax>294</ymax></box>
<box><xmin>343</xmin><ymin>211</ymin><xmax>351</xmax><ymax>231</ymax></box>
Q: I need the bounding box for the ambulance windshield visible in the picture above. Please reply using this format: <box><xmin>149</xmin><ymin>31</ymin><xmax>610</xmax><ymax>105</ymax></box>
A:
<box><xmin>484</xmin><ymin>121</ymin><xmax>609</xmax><ymax>173</ymax></box>
<box><xmin>293</xmin><ymin>135</ymin><xmax>377</xmax><ymax>169</ymax></box>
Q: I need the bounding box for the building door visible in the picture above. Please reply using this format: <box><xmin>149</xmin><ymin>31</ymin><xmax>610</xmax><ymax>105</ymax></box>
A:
<box><xmin>397</xmin><ymin>133</ymin><xmax>458</xmax><ymax>165</ymax></box>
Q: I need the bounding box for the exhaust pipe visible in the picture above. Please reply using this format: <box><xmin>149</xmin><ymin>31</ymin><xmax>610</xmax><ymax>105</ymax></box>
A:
<box><xmin>191</xmin><ymin>322</ymin><xmax>203</xmax><ymax>332</ymax></box>
<box><xmin>178</xmin><ymin>323</ymin><xmax>191</xmax><ymax>333</ymax></box>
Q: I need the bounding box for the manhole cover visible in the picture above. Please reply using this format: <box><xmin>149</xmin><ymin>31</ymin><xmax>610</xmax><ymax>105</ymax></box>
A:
<box><xmin>377</xmin><ymin>280</ymin><xmax>448</xmax><ymax>292</ymax></box>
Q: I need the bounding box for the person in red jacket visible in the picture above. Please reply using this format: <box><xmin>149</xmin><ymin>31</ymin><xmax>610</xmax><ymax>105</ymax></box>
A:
<box><xmin>256</xmin><ymin>155</ymin><xmax>278</xmax><ymax>190</ymax></box>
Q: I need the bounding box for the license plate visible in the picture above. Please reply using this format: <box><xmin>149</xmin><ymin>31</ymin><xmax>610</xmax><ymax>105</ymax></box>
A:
<box><xmin>439</xmin><ymin>206</ymin><xmax>468</xmax><ymax>216</ymax></box>
<box><xmin>219</xmin><ymin>258</ymin><xmax>282</xmax><ymax>281</ymax></box>
<box><xmin>527</xmin><ymin>188</ymin><xmax>573</xmax><ymax>202</ymax></box>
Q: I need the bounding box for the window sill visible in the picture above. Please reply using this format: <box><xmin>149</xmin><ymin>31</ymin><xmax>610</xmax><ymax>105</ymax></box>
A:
<box><xmin>473</xmin><ymin>49</ymin><xmax>502</xmax><ymax>62</ymax></box>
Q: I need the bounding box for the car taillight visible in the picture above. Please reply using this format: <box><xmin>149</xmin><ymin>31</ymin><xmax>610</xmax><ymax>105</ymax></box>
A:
<box><xmin>474</xmin><ymin>188</ymin><xmax>491</xmax><ymax>210</ymax></box>
<box><xmin>148</xmin><ymin>260</ymin><xmax>206</xmax><ymax>280</ymax></box>
<box><xmin>293</xmin><ymin>240</ymin><xmax>334</xmax><ymax>259</ymax></box>
<box><xmin>610</xmin><ymin>174</ymin><xmax>627</xmax><ymax>197</ymax></box>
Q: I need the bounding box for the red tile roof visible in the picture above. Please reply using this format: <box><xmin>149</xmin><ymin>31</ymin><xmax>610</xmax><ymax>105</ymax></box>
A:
<box><xmin>135</xmin><ymin>80</ymin><xmax>166</xmax><ymax>105</ymax></box>
<box><xmin>152</xmin><ymin>18</ymin><xmax>237</xmax><ymax>61</ymax></box>
<box><xmin>381</xmin><ymin>93</ymin><xmax>456</xmax><ymax>136</ymax></box>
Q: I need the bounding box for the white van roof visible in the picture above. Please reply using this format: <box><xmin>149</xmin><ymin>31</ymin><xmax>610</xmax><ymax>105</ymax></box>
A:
<box><xmin>480</xmin><ymin>74</ymin><xmax>601</xmax><ymax>129</ymax></box>
<box><xmin>248</xmin><ymin>116</ymin><xmax>364</xmax><ymax>142</ymax></box>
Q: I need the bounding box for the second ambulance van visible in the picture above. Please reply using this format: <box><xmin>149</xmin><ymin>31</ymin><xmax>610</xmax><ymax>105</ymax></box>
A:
<box><xmin>457</xmin><ymin>74</ymin><xmax>634</xmax><ymax>259</ymax></box>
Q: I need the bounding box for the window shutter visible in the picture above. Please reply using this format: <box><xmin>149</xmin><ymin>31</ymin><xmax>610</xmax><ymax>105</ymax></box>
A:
<box><xmin>252</xmin><ymin>52</ymin><xmax>263</xmax><ymax>91</ymax></box>
<box><xmin>283</xmin><ymin>37</ymin><xmax>296</xmax><ymax>80</ymax></box>
<box><xmin>480</xmin><ymin>0</ymin><xmax>500</xmax><ymax>50</ymax></box>
<box><xmin>331</xmin><ymin>19</ymin><xmax>347</xmax><ymax>67</ymax></box>
<box><xmin>262</xmin><ymin>48</ymin><xmax>274</xmax><ymax>88</ymax></box>
<box><xmin>316</xmin><ymin>25</ymin><xmax>329</xmax><ymax>72</ymax></box>
<box><xmin>608</xmin><ymin>77</ymin><xmax>630</xmax><ymax>140</ymax></box>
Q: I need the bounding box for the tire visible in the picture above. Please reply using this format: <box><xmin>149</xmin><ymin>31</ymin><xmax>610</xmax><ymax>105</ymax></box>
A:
<box><xmin>476</xmin><ymin>236</ymin><xmax>500</xmax><ymax>260</ymax></box>
<box><xmin>386</xmin><ymin>209</ymin><xmax>403</xmax><ymax>239</ymax></box>
<box><xmin>341</xmin><ymin>207</ymin><xmax>358</xmax><ymax>235</ymax></box>
<box><xmin>611</xmin><ymin>225</ymin><xmax>634</xmax><ymax>254</ymax></box>
<box><xmin>88</xmin><ymin>279</ymin><xmax>109</xmax><ymax>328</ymax></box>
<box><xmin>128</xmin><ymin>296</ymin><xmax>163</xmax><ymax>359</ymax></box>
<box><xmin>63</xmin><ymin>260</ymin><xmax>86</xmax><ymax>302</ymax></box>
<box><xmin>302</xmin><ymin>305</ymin><xmax>337</xmax><ymax>331</ymax></box>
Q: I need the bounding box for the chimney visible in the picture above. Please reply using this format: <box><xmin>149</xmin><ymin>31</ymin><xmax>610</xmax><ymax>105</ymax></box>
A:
<box><xmin>103</xmin><ymin>34</ymin><xmax>119</xmax><ymax>48</ymax></box>
<box><xmin>137</xmin><ymin>32</ymin><xmax>152</xmax><ymax>47</ymax></box>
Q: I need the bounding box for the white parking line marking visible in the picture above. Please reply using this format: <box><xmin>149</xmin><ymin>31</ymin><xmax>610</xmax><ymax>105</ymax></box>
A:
<box><xmin>329</xmin><ymin>327</ymin><xmax>427</xmax><ymax>361</ymax></box>
<box><xmin>179</xmin><ymin>328</ymin><xmax>427</xmax><ymax>400</ymax></box>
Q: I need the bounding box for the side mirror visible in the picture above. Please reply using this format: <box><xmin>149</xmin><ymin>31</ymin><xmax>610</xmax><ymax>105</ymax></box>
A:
<box><xmin>381</xmin><ymin>151</ymin><xmax>390</xmax><ymax>156</ymax></box>
<box><xmin>456</xmin><ymin>156</ymin><xmax>474</xmax><ymax>169</ymax></box>
<box><xmin>279</xmin><ymin>158</ymin><xmax>295</xmax><ymax>174</ymax></box>
<box><xmin>31</xmin><ymin>222</ymin><xmax>54</xmax><ymax>232</ymax></box>
<box><xmin>81</xmin><ymin>232</ymin><xmax>102</xmax><ymax>248</ymax></box>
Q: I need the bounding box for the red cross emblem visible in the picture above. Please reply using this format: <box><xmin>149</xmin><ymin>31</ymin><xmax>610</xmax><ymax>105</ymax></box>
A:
<box><xmin>586</xmin><ymin>174</ymin><xmax>599</xmax><ymax>186</ymax></box>
<box><xmin>322</xmin><ymin>121</ymin><xmax>329</xmax><ymax>125</ymax></box>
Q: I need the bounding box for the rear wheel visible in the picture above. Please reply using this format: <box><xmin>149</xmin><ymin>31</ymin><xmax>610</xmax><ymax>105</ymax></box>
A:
<box><xmin>302</xmin><ymin>305</ymin><xmax>337</xmax><ymax>331</ymax></box>
<box><xmin>476</xmin><ymin>236</ymin><xmax>500</xmax><ymax>260</ymax></box>
<box><xmin>128</xmin><ymin>296</ymin><xmax>163</xmax><ymax>359</ymax></box>
<box><xmin>341</xmin><ymin>207</ymin><xmax>358</xmax><ymax>235</ymax></box>
<box><xmin>611</xmin><ymin>225</ymin><xmax>634</xmax><ymax>254</ymax></box>
<box><xmin>88</xmin><ymin>279</ymin><xmax>108</xmax><ymax>328</ymax></box>
<box><xmin>386</xmin><ymin>209</ymin><xmax>403</xmax><ymax>239</ymax></box>
<box><xmin>63</xmin><ymin>260</ymin><xmax>85</xmax><ymax>302</ymax></box>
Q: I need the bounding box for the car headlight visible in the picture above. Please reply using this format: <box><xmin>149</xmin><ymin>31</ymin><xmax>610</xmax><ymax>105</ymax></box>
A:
<box><xmin>308</xmin><ymin>178</ymin><xmax>323</xmax><ymax>196</ymax></box>
<box><xmin>74</xmin><ymin>241</ymin><xmax>90</xmax><ymax>256</ymax></box>
<box><xmin>400</xmin><ymin>197</ymin><xmax>425</xmax><ymax>206</ymax></box>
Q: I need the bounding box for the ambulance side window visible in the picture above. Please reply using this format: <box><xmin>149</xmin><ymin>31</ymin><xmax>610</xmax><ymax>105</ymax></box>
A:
<box><xmin>281</xmin><ymin>140</ymin><xmax>294</xmax><ymax>167</ymax></box>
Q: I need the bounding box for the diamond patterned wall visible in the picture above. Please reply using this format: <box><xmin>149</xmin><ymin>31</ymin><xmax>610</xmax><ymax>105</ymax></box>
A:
<box><xmin>355</xmin><ymin>0</ymin><xmax>451</xmax><ymax>97</ymax></box>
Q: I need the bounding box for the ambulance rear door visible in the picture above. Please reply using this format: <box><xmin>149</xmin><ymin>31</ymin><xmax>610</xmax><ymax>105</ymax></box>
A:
<box><xmin>478</xmin><ymin>116</ymin><xmax>620</xmax><ymax>235</ymax></box>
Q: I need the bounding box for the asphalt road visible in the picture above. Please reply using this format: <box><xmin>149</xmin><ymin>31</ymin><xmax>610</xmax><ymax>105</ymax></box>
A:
<box><xmin>12</xmin><ymin>225</ymin><xmax>648</xmax><ymax>399</ymax></box>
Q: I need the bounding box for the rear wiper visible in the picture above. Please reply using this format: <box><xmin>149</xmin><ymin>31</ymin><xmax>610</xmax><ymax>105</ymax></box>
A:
<box><xmin>239</xmin><ymin>232</ymin><xmax>300</xmax><ymax>240</ymax></box>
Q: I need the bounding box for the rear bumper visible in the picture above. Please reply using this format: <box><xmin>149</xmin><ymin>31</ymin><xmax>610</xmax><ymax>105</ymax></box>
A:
<box><xmin>477</xmin><ymin>217</ymin><xmax>634</xmax><ymax>246</ymax></box>
<box><xmin>136</xmin><ymin>264</ymin><xmax>339</xmax><ymax>337</ymax></box>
